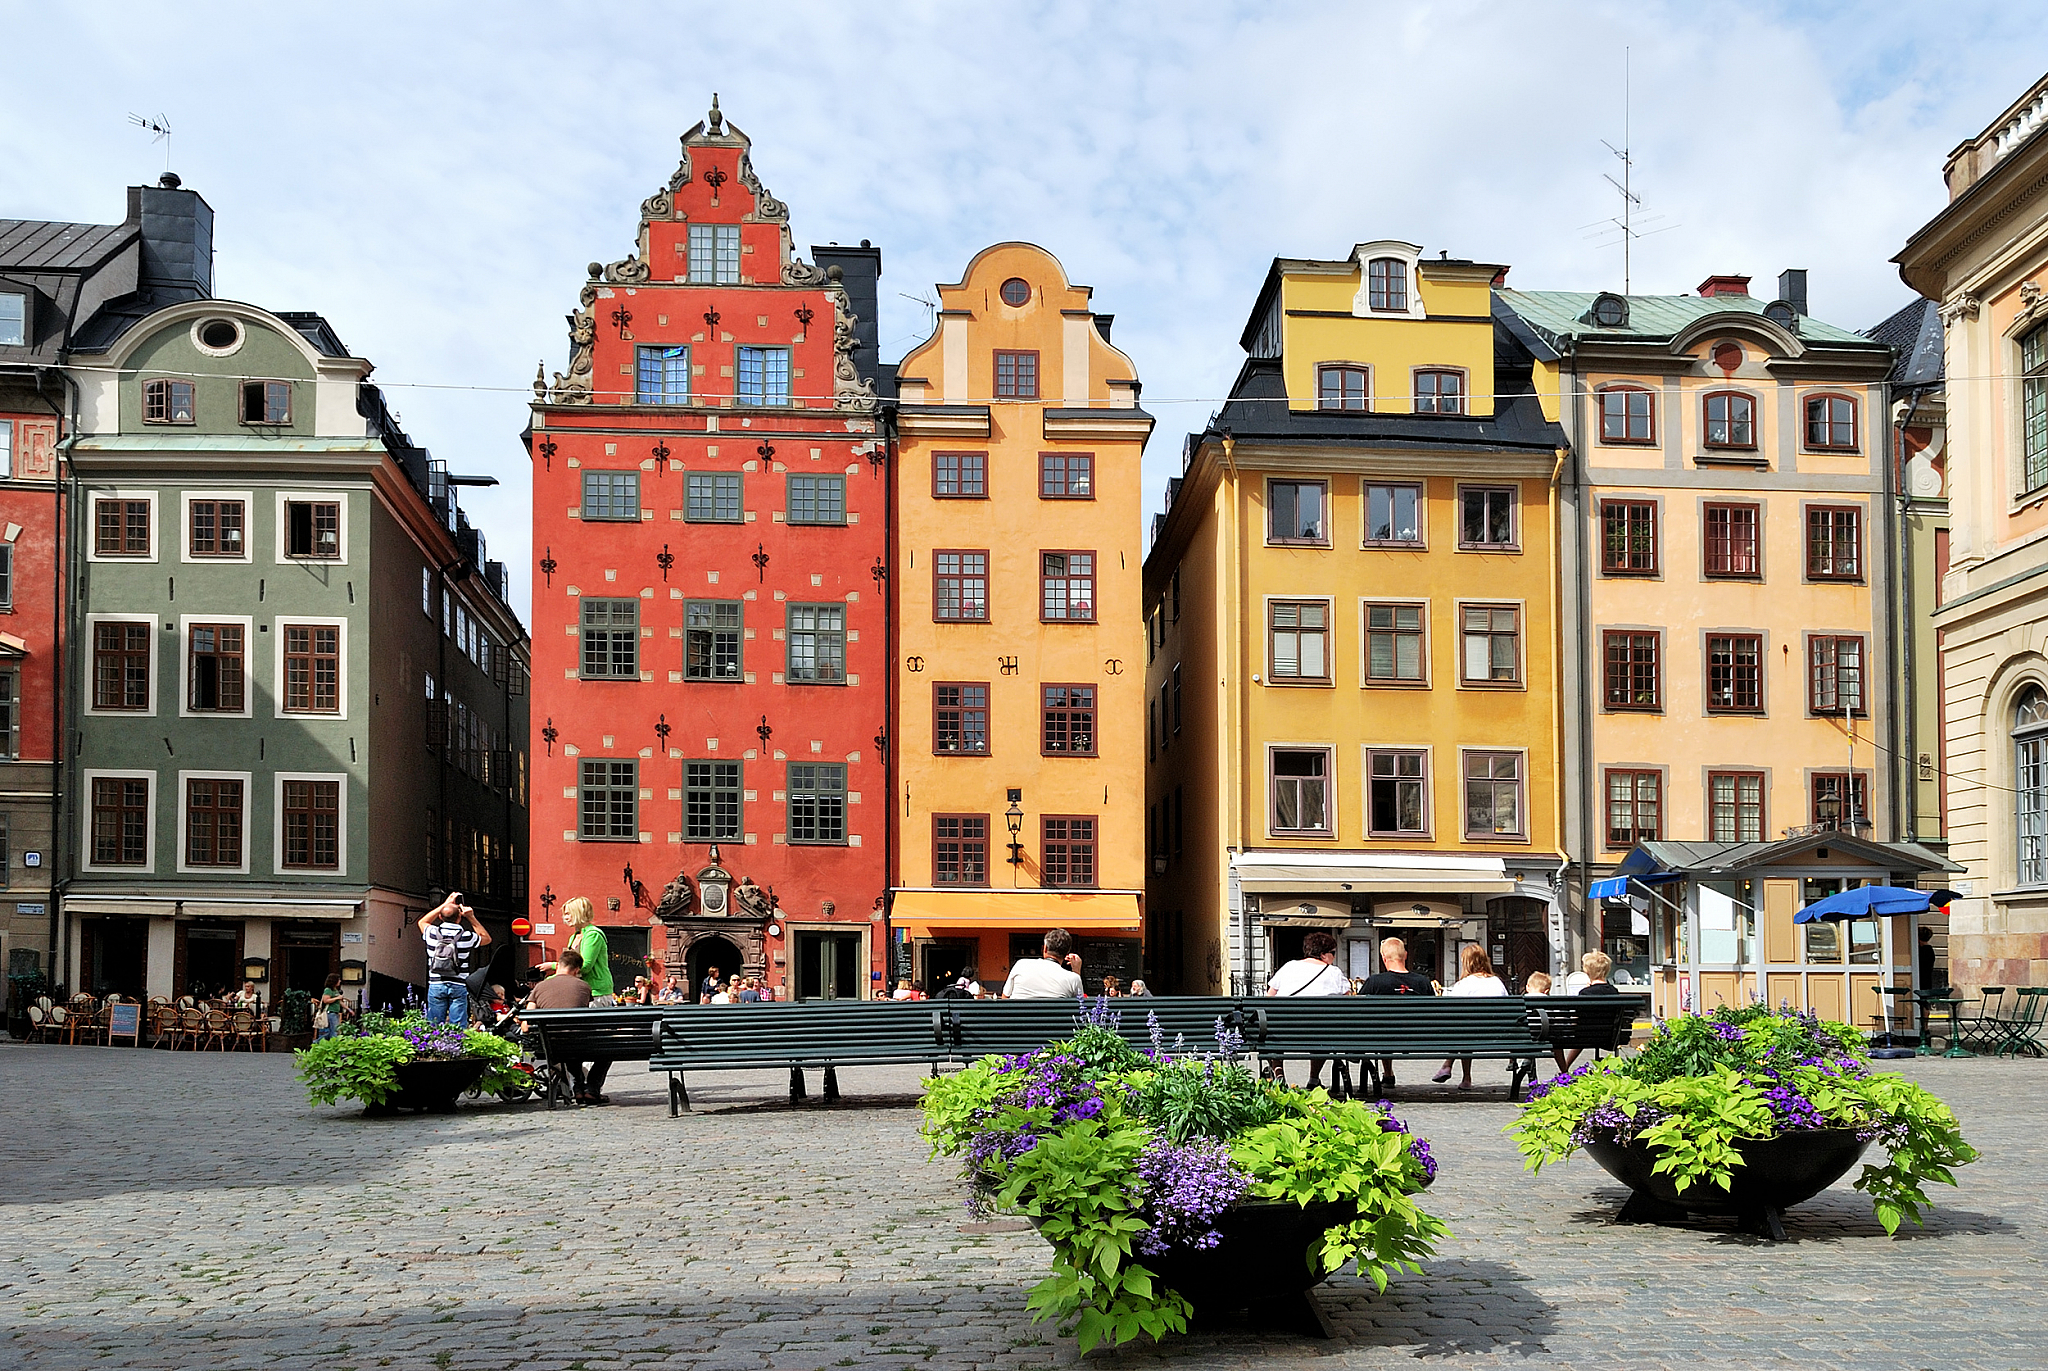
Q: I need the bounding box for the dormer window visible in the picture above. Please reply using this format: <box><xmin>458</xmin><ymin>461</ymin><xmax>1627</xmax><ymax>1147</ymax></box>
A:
<box><xmin>1367</xmin><ymin>258</ymin><xmax>1408</xmax><ymax>312</ymax></box>
<box><xmin>1586</xmin><ymin>293</ymin><xmax>1629</xmax><ymax>328</ymax></box>
<box><xmin>0</xmin><ymin>291</ymin><xmax>25</xmax><ymax>346</ymax></box>
<box><xmin>1316</xmin><ymin>365</ymin><xmax>1368</xmax><ymax>410</ymax></box>
<box><xmin>1415</xmin><ymin>369</ymin><xmax>1465</xmax><ymax>414</ymax></box>
<box><xmin>143</xmin><ymin>378</ymin><xmax>196</xmax><ymax>425</ymax></box>
<box><xmin>240</xmin><ymin>380</ymin><xmax>290</xmax><ymax>425</ymax></box>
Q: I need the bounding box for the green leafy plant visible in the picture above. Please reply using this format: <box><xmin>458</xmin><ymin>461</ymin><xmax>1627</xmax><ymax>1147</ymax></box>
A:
<box><xmin>297</xmin><ymin>1033</ymin><xmax>413</xmax><ymax>1107</ymax></box>
<box><xmin>1509</xmin><ymin>1004</ymin><xmax>1977</xmax><ymax>1233</ymax></box>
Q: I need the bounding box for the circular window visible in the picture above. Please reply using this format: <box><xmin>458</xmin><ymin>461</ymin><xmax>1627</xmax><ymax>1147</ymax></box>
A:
<box><xmin>999</xmin><ymin>277</ymin><xmax>1031</xmax><ymax>307</ymax></box>
<box><xmin>195</xmin><ymin>318</ymin><xmax>242</xmax><ymax>353</ymax></box>
<box><xmin>1590</xmin><ymin>294</ymin><xmax>1627</xmax><ymax>328</ymax></box>
<box><xmin>1712</xmin><ymin>342</ymin><xmax>1744</xmax><ymax>372</ymax></box>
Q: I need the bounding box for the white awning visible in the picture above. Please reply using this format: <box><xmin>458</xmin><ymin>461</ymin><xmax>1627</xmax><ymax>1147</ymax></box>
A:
<box><xmin>65</xmin><ymin>895</ymin><xmax>364</xmax><ymax>921</ymax></box>
<box><xmin>1232</xmin><ymin>851</ymin><xmax>1513</xmax><ymax>895</ymax></box>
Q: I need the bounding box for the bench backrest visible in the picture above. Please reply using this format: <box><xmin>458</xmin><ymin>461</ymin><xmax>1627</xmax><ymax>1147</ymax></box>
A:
<box><xmin>1523</xmin><ymin>996</ymin><xmax>1644</xmax><ymax>1049</ymax></box>
<box><xmin>523</xmin><ymin>1007</ymin><xmax>667</xmax><ymax>1060</ymax></box>
<box><xmin>1250</xmin><ymin>995</ymin><xmax>1541</xmax><ymax>1055</ymax></box>
<box><xmin>655</xmin><ymin>1001</ymin><xmax>948</xmax><ymax>1066</ymax></box>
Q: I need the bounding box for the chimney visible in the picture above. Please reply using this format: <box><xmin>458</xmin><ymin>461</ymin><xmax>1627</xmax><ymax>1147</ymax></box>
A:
<box><xmin>126</xmin><ymin>172</ymin><xmax>214</xmax><ymax>300</ymax></box>
<box><xmin>1093</xmin><ymin>313</ymin><xmax>1114</xmax><ymax>344</ymax></box>
<box><xmin>1777</xmin><ymin>268</ymin><xmax>1808</xmax><ymax>316</ymax></box>
<box><xmin>811</xmin><ymin>240</ymin><xmax>882</xmax><ymax>382</ymax></box>
<box><xmin>1696</xmin><ymin>274</ymin><xmax>1752</xmax><ymax>299</ymax></box>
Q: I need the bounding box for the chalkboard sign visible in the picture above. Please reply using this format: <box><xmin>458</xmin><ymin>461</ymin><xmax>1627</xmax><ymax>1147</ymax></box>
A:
<box><xmin>105</xmin><ymin>1001</ymin><xmax>142</xmax><ymax>1047</ymax></box>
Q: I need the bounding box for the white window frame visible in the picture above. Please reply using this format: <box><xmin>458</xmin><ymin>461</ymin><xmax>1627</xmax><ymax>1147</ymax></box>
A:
<box><xmin>84</xmin><ymin>612</ymin><xmax>159</xmax><ymax>718</ymax></box>
<box><xmin>87</xmin><ymin>489</ymin><xmax>160</xmax><ymax>564</ymax></box>
<box><xmin>273</xmin><ymin>771</ymin><xmax>349</xmax><ymax>876</ymax></box>
<box><xmin>178</xmin><ymin>489</ymin><xmax>255</xmax><ymax>564</ymax></box>
<box><xmin>273</xmin><ymin>489</ymin><xmax>349</xmax><ymax>565</ymax></box>
<box><xmin>0</xmin><ymin>290</ymin><xmax>26</xmax><ymax>347</ymax></box>
<box><xmin>272</xmin><ymin>614</ymin><xmax>351</xmax><ymax>720</ymax></box>
<box><xmin>0</xmin><ymin>419</ymin><xmax>13</xmax><ymax>479</ymax></box>
<box><xmin>178</xmin><ymin>613</ymin><xmax>255</xmax><ymax>720</ymax></box>
<box><xmin>80</xmin><ymin>768</ymin><xmax>157</xmax><ymax>874</ymax></box>
<box><xmin>175</xmin><ymin>768</ymin><xmax>254</xmax><ymax>875</ymax></box>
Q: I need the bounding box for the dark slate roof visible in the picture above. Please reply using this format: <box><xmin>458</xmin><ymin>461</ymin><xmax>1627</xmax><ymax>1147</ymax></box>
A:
<box><xmin>0</xmin><ymin>218</ymin><xmax>133</xmax><ymax>272</ymax></box>
<box><xmin>1863</xmin><ymin>297</ymin><xmax>1943</xmax><ymax>387</ymax></box>
<box><xmin>274</xmin><ymin>311</ymin><xmax>352</xmax><ymax>358</ymax></box>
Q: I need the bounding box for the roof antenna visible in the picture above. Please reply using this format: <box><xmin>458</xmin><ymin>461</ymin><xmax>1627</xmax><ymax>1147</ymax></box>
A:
<box><xmin>128</xmin><ymin>112</ymin><xmax>173</xmax><ymax>173</ymax></box>
<box><xmin>1580</xmin><ymin>49</ymin><xmax>1680</xmax><ymax>294</ymax></box>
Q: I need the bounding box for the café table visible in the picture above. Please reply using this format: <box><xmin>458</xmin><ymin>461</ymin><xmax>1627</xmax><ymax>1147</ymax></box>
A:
<box><xmin>1913</xmin><ymin>991</ymin><xmax>1972</xmax><ymax>1058</ymax></box>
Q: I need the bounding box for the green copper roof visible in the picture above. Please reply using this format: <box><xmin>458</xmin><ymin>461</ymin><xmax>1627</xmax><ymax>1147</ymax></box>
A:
<box><xmin>1496</xmin><ymin>289</ymin><xmax>1878</xmax><ymax>348</ymax></box>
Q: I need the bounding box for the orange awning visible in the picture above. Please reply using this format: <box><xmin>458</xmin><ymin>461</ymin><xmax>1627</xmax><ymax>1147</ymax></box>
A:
<box><xmin>891</xmin><ymin>889</ymin><xmax>1142</xmax><ymax>941</ymax></box>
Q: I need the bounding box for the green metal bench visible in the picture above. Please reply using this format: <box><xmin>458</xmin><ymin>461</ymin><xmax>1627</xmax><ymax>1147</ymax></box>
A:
<box><xmin>520</xmin><ymin>1007</ymin><xmax>667</xmax><ymax>1109</ymax></box>
<box><xmin>652</xmin><ymin>1002</ymin><xmax>952</xmax><ymax>1114</ymax></box>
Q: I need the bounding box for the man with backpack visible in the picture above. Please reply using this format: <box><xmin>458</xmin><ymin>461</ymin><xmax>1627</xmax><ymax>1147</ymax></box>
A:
<box><xmin>418</xmin><ymin>891</ymin><xmax>492</xmax><ymax>1026</ymax></box>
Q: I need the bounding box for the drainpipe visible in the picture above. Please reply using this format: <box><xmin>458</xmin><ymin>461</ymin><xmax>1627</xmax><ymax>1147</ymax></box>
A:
<box><xmin>880</xmin><ymin>408</ymin><xmax>899</xmax><ymax>1000</ymax></box>
<box><xmin>48</xmin><ymin>367</ymin><xmax>80</xmax><ymax>986</ymax></box>
<box><xmin>1565</xmin><ymin>338</ymin><xmax>1596</xmax><ymax>975</ymax></box>
<box><xmin>1891</xmin><ymin>387</ymin><xmax>1927</xmax><ymax>845</ymax></box>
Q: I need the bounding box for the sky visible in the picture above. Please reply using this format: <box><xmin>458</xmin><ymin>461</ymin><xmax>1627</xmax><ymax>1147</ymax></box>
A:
<box><xmin>4</xmin><ymin>1</ymin><xmax>2043</xmax><ymax>629</ymax></box>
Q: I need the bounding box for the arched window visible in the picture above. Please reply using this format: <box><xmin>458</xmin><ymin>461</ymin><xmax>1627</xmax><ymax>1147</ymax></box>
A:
<box><xmin>1367</xmin><ymin>258</ymin><xmax>1408</xmax><ymax>312</ymax></box>
<box><xmin>2017</xmin><ymin>686</ymin><xmax>2048</xmax><ymax>884</ymax></box>
<box><xmin>1703</xmin><ymin>391</ymin><xmax>1755</xmax><ymax>449</ymax></box>
<box><xmin>1803</xmin><ymin>393</ymin><xmax>1858</xmax><ymax>451</ymax></box>
<box><xmin>2022</xmin><ymin>324</ymin><xmax>2048</xmax><ymax>492</ymax></box>
<box><xmin>1598</xmin><ymin>386</ymin><xmax>1655</xmax><ymax>444</ymax></box>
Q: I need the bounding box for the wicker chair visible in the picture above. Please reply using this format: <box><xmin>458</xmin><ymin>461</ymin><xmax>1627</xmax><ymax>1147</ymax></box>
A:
<box><xmin>200</xmin><ymin>1007</ymin><xmax>232</xmax><ymax>1051</ymax></box>
<box><xmin>176</xmin><ymin>1006</ymin><xmax>206</xmax><ymax>1050</ymax></box>
<box><xmin>228</xmin><ymin>1009</ymin><xmax>262</xmax><ymax>1053</ymax></box>
<box><xmin>24</xmin><ymin>1005</ymin><xmax>61</xmax><ymax>1044</ymax></box>
<box><xmin>149</xmin><ymin>1004</ymin><xmax>181</xmax><ymax>1049</ymax></box>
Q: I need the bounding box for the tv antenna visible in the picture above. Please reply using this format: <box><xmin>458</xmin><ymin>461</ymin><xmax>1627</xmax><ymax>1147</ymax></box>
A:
<box><xmin>1579</xmin><ymin>50</ymin><xmax>1678</xmax><ymax>295</ymax></box>
<box><xmin>128</xmin><ymin>112</ymin><xmax>173</xmax><ymax>172</ymax></box>
<box><xmin>898</xmin><ymin>290</ymin><xmax>937</xmax><ymax>335</ymax></box>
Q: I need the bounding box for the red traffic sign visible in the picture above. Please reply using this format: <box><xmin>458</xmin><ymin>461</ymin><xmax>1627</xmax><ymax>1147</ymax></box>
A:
<box><xmin>511</xmin><ymin>918</ymin><xmax>533</xmax><ymax>938</ymax></box>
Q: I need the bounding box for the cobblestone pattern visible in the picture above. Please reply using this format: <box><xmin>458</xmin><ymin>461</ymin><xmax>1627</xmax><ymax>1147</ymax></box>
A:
<box><xmin>0</xmin><ymin>1046</ymin><xmax>2040</xmax><ymax>1370</ymax></box>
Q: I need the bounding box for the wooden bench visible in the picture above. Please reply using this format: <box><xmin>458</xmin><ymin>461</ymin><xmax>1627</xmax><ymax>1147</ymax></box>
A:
<box><xmin>1522</xmin><ymin>996</ymin><xmax>1646</xmax><ymax>1067</ymax></box>
<box><xmin>651</xmin><ymin>1002</ymin><xmax>953</xmax><ymax>1114</ymax></box>
<box><xmin>1247</xmin><ymin>997</ymin><xmax>1554</xmax><ymax>1100</ymax></box>
<box><xmin>520</xmin><ymin>1007</ymin><xmax>667</xmax><ymax>1109</ymax></box>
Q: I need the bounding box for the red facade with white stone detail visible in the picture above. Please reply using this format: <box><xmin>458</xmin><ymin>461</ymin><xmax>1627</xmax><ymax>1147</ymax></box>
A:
<box><xmin>527</xmin><ymin>100</ymin><xmax>887</xmax><ymax>998</ymax></box>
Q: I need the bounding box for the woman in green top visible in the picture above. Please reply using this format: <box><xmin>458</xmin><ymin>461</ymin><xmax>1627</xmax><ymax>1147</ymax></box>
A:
<box><xmin>554</xmin><ymin>896</ymin><xmax>614</xmax><ymax>1003</ymax></box>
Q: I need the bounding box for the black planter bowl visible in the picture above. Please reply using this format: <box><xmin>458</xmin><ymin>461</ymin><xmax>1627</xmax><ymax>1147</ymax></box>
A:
<box><xmin>1583</xmin><ymin>1127</ymin><xmax>1870</xmax><ymax>1240</ymax></box>
<box><xmin>363</xmin><ymin>1058</ymin><xmax>490</xmax><ymax>1116</ymax></box>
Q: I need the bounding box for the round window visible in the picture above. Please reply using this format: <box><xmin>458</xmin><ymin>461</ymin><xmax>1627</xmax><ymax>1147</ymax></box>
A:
<box><xmin>999</xmin><ymin>277</ymin><xmax>1031</xmax><ymax>307</ymax></box>
<box><xmin>1712</xmin><ymin>342</ymin><xmax>1744</xmax><ymax>372</ymax></box>
<box><xmin>198</xmin><ymin>318</ymin><xmax>241</xmax><ymax>351</ymax></box>
<box><xmin>1591</xmin><ymin>294</ymin><xmax>1627</xmax><ymax>328</ymax></box>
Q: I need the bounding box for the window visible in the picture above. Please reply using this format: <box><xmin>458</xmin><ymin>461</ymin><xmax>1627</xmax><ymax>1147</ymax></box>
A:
<box><xmin>0</xmin><ymin>420</ymin><xmax>10</xmax><ymax>478</ymax></box>
<box><xmin>283</xmin><ymin>624</ymin><xmax>340</xmax><ymax>713</ymax></box>
<box><xmin>934</xmin><ymin>683</ymin><xmax>990</xmax><ymax>755</ymax></box>
<box><xmin>1460</xmin><ymin>605</ymin><xmax>1520</xmax><ymax>684</ymax></box>
<box><xmin>736</xmin><ymin>346</ymin><xmax>790</xmax><ymax>406</ymax></box>
<box><xmin>1042</xmin><ymin>817</ymin><xmax>1097</xmax><ymax>887</ymax></box>
<box><xmin>1042</xmin><ymin>684</ymin><xmax>1096</xmax><ymax>755</ymax></box>
<box><xmin>1000</xmin><ymin>277</ymin><xmax>1032</xmax><ymax>306</ymax></box>
<box><xmin>1704</xmin><ymin>503</ymin><xmax>1761</xmax><ymax>577</ymax></box>
<box><xmin>1268</xmin><ymin>600</ymin><xmax>1330</xmax><ymax>681</ymax></box>
<box><xmin>0</xmin><ymin>543</ymin><xmax>11</xmax><ymax>608</ymax></box>
<box><xmin>578</xmin><ymin>470</ymin><xmax>641</xmax><ymax>523</ymax></box>
<box><xmin>185</xmin><ymin>778</ymin><xmax>244</xmax><ymax>867</ymax></box>
<box><xmin>1040</xmin><ymin>452</ymin><xmax>1094</xmax><ymax>498</ymax></box>
<box><xmin>1040</xmin><ymin>552</ymin><xmax>1095</xmax><ymax>621</ymax></box>
<box><xmin>2018</xmin><ymin>689</ymin><xmax>2048</xmax><ymax>883</ymax></box>
<box><xmin>1368</xmin><ymin>750</ymin><xmax>1428</xmax><ymax>836</ymax></box>
<box><xmin>684</xmin><ymin>761</ymin><xmax>741</xmax><ymax>841</ymax></box>
<box><xmin>1271</xmin><ymin>749</ymin><xmax>1332</xmax><ymax>834</ymax></box>
<box><xmin>1366</xmin><ymin>257</ymin><xmax>1407</xmax><ymax>311</ymax></box>
<box><xmin>284</xmin><ymin>500</ymin><xmax>341</xmax><ymax>558</ymax></box>
<box><xmin>1704</xmin><ymin>392</ymin><xmax>1755</xmax><ymax>448</ymax></box>
<box><xmin>422</xmin><ymin>567</ymin><xmax>432</xmax><ymax>618</ymax></box>
<box><xmin>1268</xmin><ymin>480</ymin><xmax>1327</xmax><ymax>543</ymax></box>
<box><xmin>687</xmin><ymin>224</ymin><xmax>740</xmax><ymax>283</ymax></box>
<box><xmin>187</xmin><ymin>624</ymin><xmax>245</xmax><ymax>713</ymax></box>
<box><xmin>934</xmin><ymin>815</ymin><xmax>989</xmax><ymax>885</ymax></box>
<box><xmin>1317</xmin><ymin>365</ymin><xmax>1368</xmax><ymax>410</ymax></box>
<box><xmin>2024</xmin><ymin>326</ymin><xmax>2048</xmax><ymax>492</ymax></box>
<box><xmin>0</xmin><ymin>671</ymin><xmax>16</xmax><ymax>758</ymax></box>
<box><xmin>1600</xmin><ymin>500</ymin><xmax>1657</xmax><ymax>574</ymax></box>
<box><xmin>95</xmin><ymin>499</ymin><xmax>150</xmax><ymax>556</ymax></box>
<box><xmin>1809</xmin><ymin>635</ymin><xmax>1865</xmax><ymax>715</ymax></box>
<box><xmin>1171</xmin><ymin>663</ymin><xmax>1183</xmax><ymax>733</ymax></box>
<box><xmin>239</xmin><ymin>380</ymin><xmax>290</xmax><ymax>425</ymax></box>
<box><xmin>1365</xmin><ymin>482</ymin><xmax>1422</xmax><ymax>546</ymax></box>
<box><xmin>1605</xmin><ymin>770</ymin><xmax>1661</xmax><ymax>847</ymax></box>
<box><xmin>1464</xmin><ymin>752</ymin><xmax>1524</xmax><ymax>838</ymax></box>
<box><xmin>1366</xmin><ymin>603</ymin><xmax>1425</xmax><ymax>682</ymax></box>
<box><xmin>933</xmin><ymin>451</ymin><xmax>987</xmax><ymax>498</ymax></box>
<box><xmin>0</xmin><ymin>291</ymin><xmax>23</xmax><ymax>346</ymax></box>
<box><xmin>1147</xmin><ymin>698</ymin><xmax>1157</xmax><ymax>760</ymax></box>
<box><xmin>933</xmin><ymin>551</ymin><xmax>988</xmax><ymax>622</ymax></box>
<box><xmin>282</xmin><ymin>779</ymin><xmax>340</xmax><ymax>869</ymax></box>
<box><xmin>579</xmin><ymin>598</ymin><xmax>639</xmax><ymax>679</ymax></box>
<box><xmin>684</xmin><ymin>471</ymin><xmax>740</xmax><ymax>523</ymax></box>
<box><xmin>788</xmin><ymin>763</ymin><xmax>846</xmax><ymax>843</ymax></box>
<box><xmin>787</xmin><ymin>604</ymin><xmax>846</xmax><ymax>683</ymax></box>
<box><xmin>684</xmin><ymin>600</ymin><xmax>741</xmax><ymax>680</ymax></box>
<box><xmin>1810</xmin><ymin>772</ymin><xmax>1870</xmax><ymax>831</ymax></box>
<box><xmin>1599</xmin><ymin>387</ymin><xmax>1654</xmax><ymax>444</ymax></box>
<box><xmin>1804</xmin><ymin>394</ymin><xmax>1858</xmax><ymax>450</ymax></box>
<box><xmin>787</xmin><ymin>474</ymin><xmax>845</xmax><ymax>525</ymax></box>
<box><xmin>994</xmin><ymin>350</ymin><xmax>1039</xmax><ymax>399</ymax></box>
<box><xmin>1459</xmin><ymin>485</ymin><xmax>1516</xmax><ymax>548</ymax></box>
<box><xmin>91</xmin><ymin>777</ymin><xmax>149</xmax><ymax>865</ymax></box>
<box><xmin>1706</xmin><ymin>634</ymin><xmax>1763</xmax><ymax>712</ymax></box>
<box><xmin>1602</xmin><ymin>631</ymin><xmax>1660</xmax><ymax>709</ymax></box>
<box><xmin>578</xmin><ymin>760</ymin><xmax>638</xmax><ymax>840</ymax></box>
<box><xmin>189</xmin><ymin>499</ymin><xmax>245</xmax><ymax>557</ymax></box>
<box><xmin>635</xmin><ymin>345</ymin><xmax>690</xmax><ymax>404</ymax></box>
<box><xmin>94</xmin><ymin>622</ymin><xmax>150</xmax><ymax>710</ymax></box>
<box><xmin>1415</xmin><ymin>369</ymin><xmax>1464</xmax><ymax>414</ymax></box>
<box><xmin>142</xmin><ymin>378</ymin><xmax>196</xmax><ymax>424</ymax></box>
<box><xmin>1709</xmin><ymin>771</ymin><xmax>1766</xmax><ymax>844</ymax></box>
<box><xmin>1806</xmin><ymin>506</ymin><xmax>1862</xmax><ymax>580</ymax></box>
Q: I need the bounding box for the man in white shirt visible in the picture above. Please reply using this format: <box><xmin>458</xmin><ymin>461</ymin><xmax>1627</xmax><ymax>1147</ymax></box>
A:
<box><xmin>1002</xmin><ymin>928</ymin><xmax>1086</xmax><ymax>999</ymax></box>
<box><xmin>1266</xmin><ymin>932</ymin><xmax>1351</xmax><ymax>1095</ymax></box>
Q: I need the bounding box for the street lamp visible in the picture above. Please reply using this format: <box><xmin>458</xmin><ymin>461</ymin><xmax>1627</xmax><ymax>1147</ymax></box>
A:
<box><xmin>1005</xmin><ymin>788</ymin><xmax>1025</xmax><ymax>866</ymax></box>
<box><xmin>1816</xmin><ymin>793</ymin><xmax>1841</xmax><ymax>830</ymax></box>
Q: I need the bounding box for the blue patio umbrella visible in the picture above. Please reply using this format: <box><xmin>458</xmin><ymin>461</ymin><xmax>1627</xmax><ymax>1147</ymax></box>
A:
<box><xmin>1793</xmin><ymin>886</ymin><xmax>1961</xmax><ymax>923</ymax></box>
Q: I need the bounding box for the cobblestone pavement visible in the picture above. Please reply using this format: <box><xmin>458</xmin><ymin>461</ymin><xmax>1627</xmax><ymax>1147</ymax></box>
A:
<box><xmin>0</xmin><ymin>1044</ymin><xmax>2039</xmax><ymax>1371</ymax></box>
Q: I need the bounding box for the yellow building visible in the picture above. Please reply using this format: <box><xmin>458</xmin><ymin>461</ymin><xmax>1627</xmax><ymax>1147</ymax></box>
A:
<box><xmin>1499</xmin><ymin>274</ymin><xmax>1955</xmax><ymax>1019</ymax></box>
<box><xmin>1144</xmin><ymin>242</ymin><xmax>1568</xmax><ymax>994</ymax></box>
<box><xmin>888</xmin><ymin>244</ymin><xmax>1151</xmax><ymax>992</ymax></box>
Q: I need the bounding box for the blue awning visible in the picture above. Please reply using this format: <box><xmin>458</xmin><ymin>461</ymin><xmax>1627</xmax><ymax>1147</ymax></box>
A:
<box><xmin>1589</xmin><ymin>877</ymin><xmax>1630</xmax><ymax>899</ymax></box>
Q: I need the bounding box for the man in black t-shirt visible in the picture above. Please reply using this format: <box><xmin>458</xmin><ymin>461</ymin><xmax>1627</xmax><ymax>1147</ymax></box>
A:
<box><xmin>1360</xmin><ymin>937</ymin><xmax>1436</xmax><ymax>1089</ymax></box>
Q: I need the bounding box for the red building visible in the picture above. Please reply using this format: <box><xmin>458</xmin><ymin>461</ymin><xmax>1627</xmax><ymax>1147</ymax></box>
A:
<box><xmin>528</xmin><ymin>98</ymin><xmax>891</xmax><ymax>1000</ymax></box>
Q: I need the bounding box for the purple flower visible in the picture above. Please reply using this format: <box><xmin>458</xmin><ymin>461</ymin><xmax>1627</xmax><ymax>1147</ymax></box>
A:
<box><xmin>1135</xmin><ymin>1136</ymin><xmax>1252</xmax><ymax>1255</ymax></box>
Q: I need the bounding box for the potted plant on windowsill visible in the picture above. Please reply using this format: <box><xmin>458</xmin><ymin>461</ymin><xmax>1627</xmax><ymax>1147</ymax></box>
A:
<box><xmin>1510</xmin><ymin>1004</ymin><xmax>1976</xmax><ymax>1239</ymax></box>
<box><xmin>295</xmin><ymin>1005</ymin><xmax>523</xmax><ymax>1115</ymax></box>
<box><xmin>920</xmin><ymin>1002</ymin><xmax>1444</xmax><ymax>1351</ymax></box>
